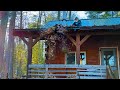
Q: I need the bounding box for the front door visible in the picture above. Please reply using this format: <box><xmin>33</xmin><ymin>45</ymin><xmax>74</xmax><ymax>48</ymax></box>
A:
<box><xmin>101</xmin><ymin>48</ymin><xmax>117</xmax><ymax>70</ymax></box>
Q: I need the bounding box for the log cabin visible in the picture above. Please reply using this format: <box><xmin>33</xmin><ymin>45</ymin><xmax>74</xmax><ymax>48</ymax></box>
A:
<box><xmin>13</xmin><ymin>17</ymin><xmax>120</xmax><ymax>79</ymax></box>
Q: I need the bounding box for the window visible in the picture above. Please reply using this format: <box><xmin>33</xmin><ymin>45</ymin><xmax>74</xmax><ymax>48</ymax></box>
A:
<box><xmin>80</xmin><ymin>52</ymin><xmax>86</xmax><ymax>65</ymax></box>
<box><xmin>66</xmin><ymin>52</ymin><xmax>86</xmax><ymax>65</ymax></box>
<box><xmin>66</xmin><ymin>52</ymin><xmax>76</xmax><ymax>64</ymax></box>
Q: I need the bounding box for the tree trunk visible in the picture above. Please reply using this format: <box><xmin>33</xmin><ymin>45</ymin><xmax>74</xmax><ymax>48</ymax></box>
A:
<box><xmin>44</xmin><ymin>11</ymin><xmax>47</xmax><ymax>23</ymax></box>
<box><xmin>63</xmin><ymin>11</ymin><xmax>67</xmax><ymax>20</ymax></box>
<box><xmin>6</xmin><ymin>11</ymin><xmax>16</xmax><ymax>79</ymax></box>
<box><xmin>37</xmin><ymin>11</ymin><xmax>42</xmax><ymax>28</ymax></box>
<box><xmin>69</xmin><ymin>11</ymin><xmax>71</xmax><ymax>20</ymax></box>
<box><xmin>20</xmin><ymin>11</ymin><xmax>23</xmax><ymax>29</ymax></box>
<box><xmin>0</xmin><ymin>11</ymin><xmax>9</xmax><ymax>78</ymax></box>
<box><xmin>19</xmin><ymin>11</ymin><xmax>23</xmax><ymax>44</ymax></box>
<box><xmin>58</xmin><ymin>11</ymin><xmax>60</xmax><ymax>20</ymax></box>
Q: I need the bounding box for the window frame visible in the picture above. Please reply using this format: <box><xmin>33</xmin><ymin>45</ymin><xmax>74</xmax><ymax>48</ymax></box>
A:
<box><xmin>65</xmin><ymin>51</ymin><xmax>86</xmax><ymax>65</ymax></box>
<box><xmin>80</xmin><ymin>51</ymin><xmax>86</xmax><ymax>65</ymax></box>
<box><xmin>65</xmin><ymin>52</ymin><xmax>76</xmax><ymax>65</ymax></box>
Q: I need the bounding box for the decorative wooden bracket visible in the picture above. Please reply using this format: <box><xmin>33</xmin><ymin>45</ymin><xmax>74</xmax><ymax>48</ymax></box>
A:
<box><xmin>80</xmin><ymin>35</ymin><xmax>91</xmax><ymax>46</ymax></box>
<box><xmin>32</xmin><ymin>37</ymin><xmax>41</xmax><ymax>46</ymax></box>
<box><xmin>66</xmin><ymin>34</ymin><xmax>91</xmax><ymax>46</ymax></box>
<box><xmin>66</xmin><ymin>33</ymin><xmax>91</xmax><ymax>64</ymax></box>
<box><xmin>66</xmin><ymin>34</ymin><xmax>76</xmax><ymax>46</ymax></box>
<box><xmin>20</xmin><ymin>37</ymin><xmax>28</xmax><ymax>45</ymax></box>
<box><xmin>20</xmin><ymin>36</ymin><xmax>41</xmax><ymax>47</ymax></box>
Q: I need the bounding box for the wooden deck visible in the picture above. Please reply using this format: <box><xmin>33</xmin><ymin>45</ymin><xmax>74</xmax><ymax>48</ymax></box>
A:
<box><xmin>28</xmin><ymin>64</ymin><xmax>106</xmax><ymax>79</ymax></box>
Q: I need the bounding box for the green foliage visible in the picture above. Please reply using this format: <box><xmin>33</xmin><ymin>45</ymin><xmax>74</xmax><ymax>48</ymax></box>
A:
<box><xmin>86</xmin><ymin>11</ymin><xmax>120</xmax><ymax>19</ymax></box>
<box><xmin>32</xmin><ymin>41</ymin><xmax>45</xmax><ymax>64</ymax></box>
<box><xmin>28</xmin><ymin>22</ymin><xmax>38</xmax><ymax>28</ymax></box>
<box><xmin>117</xmin><ymin>11</ymin><xmax>120</xmax><ymax>16</ymax></box>
<box><xmin>86</xmin><ymin>11</ymin><xmax>103</xmax><ymax>19</ymax></box>
<box><xmin>100</xmin><ymin>12</ymin><xmax>112</xmax><ymax>18</ymax></box>
<box><xmin>14</xmin><ymin>43</ymin><xmax>27</xmax><ymax>78</ymax></box>
<box><xmin>13</xmin><ymin>40</ymin><xmax>45</xmax><ymax>78</ymax></box>
<box><xmin>46</xmin><ymin>14</ymin><xmax>57</xmax><ymax>23</ymax></box>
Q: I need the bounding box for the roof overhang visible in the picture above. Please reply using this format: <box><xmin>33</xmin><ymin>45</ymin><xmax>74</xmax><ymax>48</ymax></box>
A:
<box><xmin>13</xmin><ymin>25</ymin><xmax>120</xmax><ymax>39</ymax></box>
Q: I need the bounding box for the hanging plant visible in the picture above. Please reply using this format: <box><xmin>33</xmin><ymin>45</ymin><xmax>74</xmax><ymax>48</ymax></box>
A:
<box><xmin>44</xmin><ymin>24</ymin><xmax>70</xmax><ymax>60</ymax></box>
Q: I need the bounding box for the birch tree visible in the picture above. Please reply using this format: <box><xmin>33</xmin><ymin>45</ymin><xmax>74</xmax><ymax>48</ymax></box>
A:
<box><xmin>6</xmin><ymin>11</ymin><xmax>16</xmax><ymax>79</ymax></box>
<box><xmin>0</xmin><ymin>11</ymin><xmax>9</xmax><ymax>78</ymax></box>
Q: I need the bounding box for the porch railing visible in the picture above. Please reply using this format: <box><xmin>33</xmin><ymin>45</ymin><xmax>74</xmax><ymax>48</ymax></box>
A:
<box><xmin>28</xmin><ymin>64</ymin><xmax>106</xmax><ymax>79</ymax></box>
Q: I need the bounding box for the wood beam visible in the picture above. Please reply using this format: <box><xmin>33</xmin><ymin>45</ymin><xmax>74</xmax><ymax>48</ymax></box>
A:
<box><xmin>28</xmin><ymin>36</ymin><xmax>33</xmax><ymax>64</ymax></box>
<box><xmin>32</xmin><ymin>36</ymin><xmax>41</xmax><ymax>46</ymax></box>
<box><xmin>76</xmin><ymin>33</ymin><xmax>80</xmax><ymax>64</ymax></box>
<box><xmin>80</xmin><ymin>35</ymin><xmax>91</xmax><ymax>46</ymax></box>
<box><xmin>66</xmin><ymin>34</ymin><xmax>76</xmax><ymax>46</ymax></box>
<box><xmin>32</xmin><ymin>29</ymin><xmax>55</xmax><ymax>46</ymax></box>
<box><xmin>26</xmin><ymin>36</ymin><xmax>33</xmax><ymax>78</ymax></box>
<box><xmin>67</xmin><ymin>31</ymin><xmax>120</xmax><ymax>36</ymax></box>
<box><xmin>20</xmin><ymin>37</ymin><xmax>28</xmax><ymax>45</ymax></box>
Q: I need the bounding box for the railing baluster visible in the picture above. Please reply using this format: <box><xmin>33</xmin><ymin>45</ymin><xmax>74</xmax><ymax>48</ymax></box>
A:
<box><xmin>45</xmin><ymin>65</ymin><xmax>48</xmax><ymax>79</ymax></box>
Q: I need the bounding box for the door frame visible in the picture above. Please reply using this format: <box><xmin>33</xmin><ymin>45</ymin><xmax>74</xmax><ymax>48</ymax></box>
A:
<box><xmin>99</xmin><ymin>47</ymin><xmax>118</xmax><ymax>65</ymax></box>
<box><xmin>99</xmin><ymin>47</ymin><xmax>119</xmax><ymax>78</ymax></box>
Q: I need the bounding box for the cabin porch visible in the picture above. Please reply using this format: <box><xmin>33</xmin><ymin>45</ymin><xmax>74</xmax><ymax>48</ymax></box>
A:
<box><xmin>13</xmin><ymin>29</ymin><xmax>120</xmax><ymax>79</ymax></box>
<box><xmin>13</xmin><ymin>17</ymin><xmax>120</xmax><ymax>79</ymax></box>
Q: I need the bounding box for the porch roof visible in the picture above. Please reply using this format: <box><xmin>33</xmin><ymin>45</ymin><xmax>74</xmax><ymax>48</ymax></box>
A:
<box><xmin>13</xmin><ymin>17</ymin><xmax>120</xmax><ymax>38</ymax></box>
<box><xmin>13</xmin><ymin>26</ymin><xmax>120</xmax><ymax>38</ymax></box>
<box><xmin>42</xmin><ymin>17</ymin><xmax>120</xmax><ymax>29</ymax></box>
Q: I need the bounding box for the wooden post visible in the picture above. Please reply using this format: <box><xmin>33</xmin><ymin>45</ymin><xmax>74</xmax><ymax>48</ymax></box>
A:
<box><xmin>19</xmin><ymin>36</ymin><xmax>42</xmax><ymax>79</ymax></box>
<box><xmin>76</xmin><ymin>33</ymin><xmax>80</xmax><ymax>64</ymax></box>
<box><xmin>116</xmin><ymin>47</ymin><xmax>119</xmax><ymax>79</ymax></box>
<box><xmin>66</xmin><ymin>34</ymin><xmax>91</xmax><ymax>65</ymax></box>
<box><xmin>26</xmin><ymin>36</ymin><xmax>33</xmax><ymax>78</ymax></box>
<box><xmin>45</xmin><ymin>65</ymin><xmax>48</xmax><ymax>79</ymax></box>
